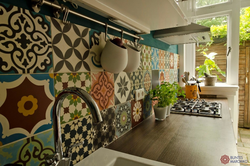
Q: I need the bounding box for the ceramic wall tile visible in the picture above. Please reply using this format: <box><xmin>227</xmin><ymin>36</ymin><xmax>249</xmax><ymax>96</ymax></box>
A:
<box><xmin>165</xmin><ymin>51</ymin><xmax>170</xmax><ymax>70</ymax></box>
<box><xmin>131</xmin><ymin>83</ymin><xmax>143</xmax><ymax>99</ymax></box>
<box><xmin>169</xmin><ymin>69</ymin><xmax>175</xmax><ymax>84</ymax></box>
<box><xmin>165</xmin><ymin>69</ymin><xmax>170</xmax><ymax>82</ymax></box>
<box><xmin>0</xmin><ymin>74</ymin><xmax>54</xmax><ymax>145</ymax></box>
<box><xmin>91</xmin><ymin>72</ymin><xmax>114</xmax><ymax>111</ymax></box>
<box><xmin>54</xmin><ymin>72</ymin><xmax>91</xmax><ymax>124</ymax></box>
<box><xmin>159</xmin><ymin>50</ymin><xmax>165</xmax><ymax>60</ymax></box>
<box><xmin>177</xmin><ymin>54</ymin><xmax>180</xmax><ymax>69</ymax></box>
<box><xmin>159</xmin><ymin>70</ymin><xmax>165</xmax><ymax>84</ymax></box>
<box><xmin>61</xmin><ymin>116</ymin><xmax>94</xmax><ymax>165</ymax></box>
<box><xmin>0</xmin><ymin>3</ymin><xmax>53</xmax><ymax>74</ymax></box>
<box><xmin>115</xmin><ymin>102</ymin><xmax>132</xmax><ymax>137</ymax></box>
<box><xmin>174</xmin><ymin>69</ymin><xmax>178</xmax><ymax>82</ymax></box>
<box><xmin>0</xmin><ymin>129</ymin><xmax>54</xmax><ymax>166</ymax></box>
<box><xmin>174</xmin><ymin>53</ymin><xmax>178</xmax><ymax>70</ymax></box>
<box><xmin>141</xmin><ymin>45</ymin><xmax>152</xmax><ymax>70</ymax></box>
<box><xmin>169</xmin><ymin>52</ymin><xmax>175</xmax><ymax>69</ymax></box>
<box><xmin>130</xmin><ymin>70</ymin><xmax>143</xmax><ymax>86</ymax></box>
<box><xmin>93</xmin><ymin>106</ymin><xmax>116</xmax><ymax>150</ymax></box>
<box><xmin>131</xmin><ymin>99</ymin><xmax>143</xmax><ymax>127</ymax></box>
<box><xmin>89</xmin><ymin>30</ymin><xmax>114</xmax><ymax>71</ymax></box>
<box><xmin>151</xmin><ymin>47</ymin><xmax>159</xmax><ymax>70</ymax></box>
<box><xmin>159</xmin><ymin>59</ymin><xmax>165</xmax><ymax>70</ymax></box>
<box><xmin>143</xmin><ymin>70</ymin><xmax>152</xmax><ymax>94</ymax></box>
<box><xmin>51</xmin><ymin>18</ymin><xmax>94</xmax><ymax>73</ymax></box>
<box><xmin>114</xmin><ymin>72</ymin><xmax>131</xmax><ymax>105</ymax></box>
<box><xmin>143</xmin><ymin>94</ymin><xmax>152</xmax><ymax>119</ymax></box>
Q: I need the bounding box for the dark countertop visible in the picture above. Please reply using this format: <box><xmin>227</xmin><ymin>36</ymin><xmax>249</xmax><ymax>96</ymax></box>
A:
<box><xmin>107</xmin><ymin>99</ymin><xmax>239</xmax><ymax>166</ymax></box>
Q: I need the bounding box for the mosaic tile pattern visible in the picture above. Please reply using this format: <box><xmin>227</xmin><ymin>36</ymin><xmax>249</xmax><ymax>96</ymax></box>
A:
<box><xmin>91</xmin><ymin>72</ymin><xmax>114</xmax><ymax>110</ymax></box>
<box><xmin>115</xmin><ymin>102</ymin><xmax>132</xmax><ymax>137</ymax></box>
<box><xmin>130</xmin><ymin>70</ymin><xmax>143</xmax><ymax>86</ymax></box>
<box><xmin>159</xmin><ymin>50</ymin><xmax>165</xmax><ymax>69</ymax></box>
<box><xmin>143</xmin><ymin>94</ymin><xmax>152</xmax><ymax>119</ymax></box>
<box><xmin>61</xmin><ymin>116</ymin><xmax>94</xmax><ymax>165</ymax></box>
<box><xmin>169</xmin><ymin>52</ymin><xmax>175</xmax><ymax>69</ymax></box>
<box><xmin>165</xmin><ymin>69</ymin><xmax>170</xmax><ymax>82</ymax></box>
<box><xmin>165</xmin><ymin>51</ymin><xmax>170</xmax><ymax>70</ymax></box>
<box><xmin>159</xmin><ymin>70</ymin><xmax>165</xmax><ymax>84</ymax></box>
<box><xmin>141</xmin><ymin>45</ymin><xmax>152</xmax><ymax>70</ymax></box>
<box><xmin>51</xmin><ymin>18</ymin><xmax>91</xmax><ymax>73</ymax></box>
<box><xmin>174</xmin><ymin>69</ymin><xmax>178</xmax><ymax>82</ymax></box>
<box><xmin>131</xmin><ymin>99</ymin><xmax>143</xmax><ymax>127</ymax></box>
<box><xmin>143</xmin><ymin>70</ymin><xmax>152</xmax><ymax>95</ymax></box>
<box><xmin>89</xmin><ymin>30</ymin><xmax>114</xmax><ymax>71</ymax></box>
<box><xmin>169</xmin><ymin>69</ymin><xmax>175</xmax><ymax>84</ymax></box>
<box><xmin>151</xmin><ymin>47</ymin><xmax>159</xmax><ymax>70</ymax></box>
<box><xmin>114</xmin><ymin>72</ymin><xmax>131</xmax><ymax>105</ymax></box>
<box><xmin>54</xmin><ymin>72</ymin><xmax>91</xmax><ymax>124</ymax></box>
<box><xmin>0</xmin><ymin>129</ymin><xmax>54</xmax><ymax>166</ymax></box>
<box><xmin>93</xmin><ymin>106</ymin><xmax>116</xmax><ymax>150</ymax></box>
<box><xmin>0</xmin><ymin>74</ymin><xmax>54</xmax><ymax>145</ymax></box>
<box><xmin>0</xmin><ymin>3</ymin><xmax>52</xmax><ymax>74</ymax></box>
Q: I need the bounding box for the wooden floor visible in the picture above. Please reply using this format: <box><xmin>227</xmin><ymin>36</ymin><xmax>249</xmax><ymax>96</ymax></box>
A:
<box><xmin>238</xmin><ymin>128</ymin><xmax>250</xmax><ymax>165</ymax></box>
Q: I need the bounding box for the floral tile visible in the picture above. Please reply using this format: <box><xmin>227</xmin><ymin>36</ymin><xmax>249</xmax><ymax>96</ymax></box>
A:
<box><xmin>130</xmin><ymin>83</ymin><xmax>143</xmax><ymax>99</ymax></box>
<box><xmin>91</xmin><ymin>72</ymin><xmax>114</xmax><ymax>111</ymax></box>
<box><xmin>174</xmin><ymin>53</ymin><xmax>178</xmax><ymax>70</ymax></box>
<box><xmin>0</xmin><ymin>74</ymin><xmax>54</xmax><ymax>145</ymax></box>
<box><xmin>165</xmin><ymin>69</ymin><xmax>170</xmax><ymax>82</ymax></box>
<box><xmin>165</xmin><ymin>51</ymin><xmax>170</xmax><ymax>70</ymax></box>
<box><xmin>51</xmin><ymin>18</ymin><xmax>93</xmax><ymax>73</ymax></box>
<box><xmin>141</xmin><ymin>45</ymin><xmax>152</xmax><ymax>70</ymax></box>
<box><xmin>151</xmin><ymin>47</ymin><xmax>159</xmax><ymax>70</ymax></box>
<box><xmin>159</xmin><ymin>70</ymin><xmax>165</xmax><ymax>84</ymax></box>
<box><xmin>54</xmin><ymin>72</ymin><xmax>91</xmax><ymax>124</ymax></box>
<box><xmin>61</xmin><ymin>115</ymin><xmax>94</xmax><ymax>165</ymax></box>
<box><xmin>143</xmin><ymin>70</ymin><xmax>152</xmax><ymax>94</ymax></box>
<box><xmin>114</xmin><ymin>72</ymin><xmax>131</xmax><ymax>105</ymax></box>
<box><xmin>0</xmin><ymin>3</ymin><xmax>52</xmax><ymax>74</ymax></box>
<box><xmin>130</xmin><ymin>70</ymin><xmax>143</xmax><ymax>86</ymax></box>
<box><xmin>0</xmin><ymin>129</ymin><xmax>54</xmax><ymax>166</ymax></box>
<box><xmin>89</xmin><ymin>30</ymin><xmax>114</xmax><ymax>71</ymax></box>
<box><xmin>115</xmin><ymin>102</ymin><xmax>132</xmax><ymax>137</ymax></box>
<box><xmin>169</xmin><ymin>69</ymin><xmax>175</xmax><ymax>84</ymax></box>
<box><xmin>143</xmin><ymin>94</ymin><xmax>152</xmax><ymax>119</ymax></box>
<box><xmin>169</xmin><ymin>52</ymin><xmax>175</xmax><ymax>69</ymax></box>
<box><xmin>159</xmin><ymin>59</ymin><xmax>165</xmax><ymax>70</ymax></box>
<box><xmin>93</xmin><ymin>106</ymin><xmax>116</xmax><ymax>150</ymax></box>
<box><xmin>131</xmin><ymin>99</ymin><xmax>143</xmax><ymax>127</ymax></box>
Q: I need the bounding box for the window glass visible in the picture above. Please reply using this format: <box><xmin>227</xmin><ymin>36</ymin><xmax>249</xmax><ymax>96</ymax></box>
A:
<box><xmin>196</xmin><ymin>0</ymin><xmax>228</xmax><ymax>8</ymax></box>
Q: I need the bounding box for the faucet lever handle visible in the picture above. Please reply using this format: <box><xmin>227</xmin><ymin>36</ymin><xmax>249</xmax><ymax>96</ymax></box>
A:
<box><xmin>45</xmin><ymin>153</ymin><xmax>59</xmax><ymax>166</ymax></box>
<box><xmin>66</xmin><ymin>142</ymin><xmax>84</xmax><ymax>158</ymax></box>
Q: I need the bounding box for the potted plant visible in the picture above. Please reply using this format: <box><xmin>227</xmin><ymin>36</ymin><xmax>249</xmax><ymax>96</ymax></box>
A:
<box><xmin>149</xmin><ymin>82</ymin><xmax>185</xmax><ymax>121</ymax></box>
<box><xmin>196</xmin><ymin>52</ymin><xmax>226</xmax><ymax>86</ymax></box>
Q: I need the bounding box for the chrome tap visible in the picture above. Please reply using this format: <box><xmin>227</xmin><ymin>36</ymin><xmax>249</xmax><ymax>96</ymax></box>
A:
<box><xmin>46</xmin><ymin>87</ymin><xmax>103</xmax><ymax>166</ymax></box>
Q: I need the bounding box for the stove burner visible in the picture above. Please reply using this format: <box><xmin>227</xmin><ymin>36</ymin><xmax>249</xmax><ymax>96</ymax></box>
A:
<box><xmin>171</xmin><ymin>99</ymin><xmax>222</xmax><ymax>118</ymax></box>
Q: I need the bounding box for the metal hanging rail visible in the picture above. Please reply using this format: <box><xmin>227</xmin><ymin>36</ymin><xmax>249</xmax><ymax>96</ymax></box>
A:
<box><xmin>32</xmin><ymin>0</ymin><xmax>143</xmax><ymax>40</ymax></box>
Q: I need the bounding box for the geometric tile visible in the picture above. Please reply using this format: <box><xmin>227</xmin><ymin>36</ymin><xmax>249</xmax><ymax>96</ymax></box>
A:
<box><xmin>93</xmin><ymin>106</ymin><xmax>116</xmax><ymax>150</ymax></box>
<box><xmin>115</xmin><ymin>102</ymin><xmax>132</xmax><ymax>137</ymax></box>
<box><xmin>141</xmin><ymin>45</ymin><xmax>152</xmax><ymax>70</ymax></box>
<box><xmin>0</xmin><ymin>3</ymin><xmax>53</xmax><ymax>74</ymax></box>
<box><xmin>114</xmin><ymin>72</ymin><xmax>131</xmax><ymax>105</ymax></box>
<box><xmin>151</xmin><ymin>47</ymin><xmax>159</xmax><ymax>70</ymax></box>
<box><xmin>130</xmin><ymin>70</ymin><xmax>143</xmax><ymax>86</ymax></box>
<box><xmin>51</xmin><ymin>18</ymin><xmax>92</xmax><ymax>73</ymax></box>
<box><xmin>0</xmin><ymin>74</ymin><xmax>54</xmax><ymax>145</ymax></box>
<box><xmin>143</xmin><ymin>70</ymin><xmax>152</xmax><ymax>95</ymax></box>
<box><xmin>174</xmin><ymin>69</ymin><xmax>178</xmax><ymax>82</ymax></box>
<box><xmin>61</xmin><ymin>116</ymin><xmax>94</xmax><ymax>165</ymax></box>
<box><xmin>165</xmin><ymin>69</ymin><xmax>170</xmax><ymax>82</ymax></box>
<box><xmin>165</xmin><ymin>51</ymin><xmax>170</xmax><ymax>70</ymax></box>
<box><xmin>159</xmin><ymin>70</ymin><xmax>165</xmax><ymax>84</ymax></box>
<box><xmin>91</xmin><ymin>72</ymin><xmax>114</xmax><ymax>111</ymax></box>
<box><xmin>143</xmin><ymin>94</ymin><xmax>152</xmax><ymax>119</ymax></box>
<box><xmin>169</xmin><ymin>52</ymin><xmax>174</xmax><ymax>69</ymax></box>
<box><xmin>54</xmin><ymin>72</ymin><xmax>91</xmax><ymax>124</ymax></box>
<box><xmin>159</xmin><ymin>59</ymin><xmax>165</xmax><ymax>70</ymax></box>
<box><xmin>159</xmin><ymin>50</ymin><xmax>165</xmax><ymax>60</ymax></box>
<box><xmin>0</xmin><ymin>129</ymin><xmax>54</xmax><ymax>166</ymax></box>
<box><xmin>131</xmin><ymin>99</ymin><xmax>143</xmax><ymax>128</ymax></box>
<box><xmin>89</xmin><ymin>30</ymin><xmax>114</xmax><ymax>72</ymax></box>
<box><xmin>169</xmin><ymin>69</ymin><xmax>175</xmax><ymax>84</ymax></box>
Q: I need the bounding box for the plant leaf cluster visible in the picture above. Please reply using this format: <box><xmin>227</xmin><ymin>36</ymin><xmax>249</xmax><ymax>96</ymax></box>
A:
<box><xmin>149</xmin><ymin>82</ymin><xmax>185</xmax><ymax>108</ymax></box>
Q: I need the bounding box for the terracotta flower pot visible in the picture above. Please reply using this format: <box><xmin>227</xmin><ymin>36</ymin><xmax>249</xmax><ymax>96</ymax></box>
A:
<box><xmin>204</xmin><ymin>76</ymin><xmax>217</xmax><ymax>86</ymax></box>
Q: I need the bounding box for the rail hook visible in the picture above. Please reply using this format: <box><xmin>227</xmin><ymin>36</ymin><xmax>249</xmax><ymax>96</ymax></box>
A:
<box><xmin>105</xmin><ymin>23</ymin><xmax>108</xmax><ymax>42</ymax></box>
<box><xmin>62</xmin><ymin>6</ymin><xmax>70</xmax><ymax>24</ymax></box>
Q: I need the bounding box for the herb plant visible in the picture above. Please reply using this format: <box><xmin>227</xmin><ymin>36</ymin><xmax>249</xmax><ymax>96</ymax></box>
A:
<box><xmin>149</xmin><ymin>82</ymin><xmax>185</xmax><ymax>108</ymax></box>
<box><xmin>196</xmin><ymin>52</ymin><xmax>225</xmax><ymax>81</ymax></box>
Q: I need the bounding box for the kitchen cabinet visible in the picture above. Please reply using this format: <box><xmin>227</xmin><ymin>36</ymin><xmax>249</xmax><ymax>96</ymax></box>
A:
<box><xmin>73</xmin><ymin>0</ymin><xmax>188</xmax><ymax>34</ymax></box>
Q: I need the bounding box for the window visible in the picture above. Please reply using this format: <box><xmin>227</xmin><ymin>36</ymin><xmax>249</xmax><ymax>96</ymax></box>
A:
<box><xmin>196</xmin><ymin>0</ymin><xmax>229</xmax><ymax>8</ymax></box>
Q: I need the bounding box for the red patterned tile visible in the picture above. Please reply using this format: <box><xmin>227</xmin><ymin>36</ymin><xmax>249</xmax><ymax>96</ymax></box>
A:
<box><xmin>169</xmin><ymin>52</ymin><xmax>174</xmax><ymax>69</ymax></box>
<box><xmin>131</xmin><ymin>99</ymin><xmax>143</xmax><ymax>127</ymax></box>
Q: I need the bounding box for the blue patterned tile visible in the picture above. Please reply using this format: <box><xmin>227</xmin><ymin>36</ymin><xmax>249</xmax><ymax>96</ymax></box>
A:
<box><xmin>151</xmin><ymin>47</ymin><xmax>159</xmax><ymax>70</ymax></box>
<box><xmin>143</xmin><ymin>94</ymin><xmax>152</xmax><ymax>119</ymax></box>
<box><xmin>169</xmin><ymin>69</ymin><xmax>175</xmax><ymax>84</ymax></box>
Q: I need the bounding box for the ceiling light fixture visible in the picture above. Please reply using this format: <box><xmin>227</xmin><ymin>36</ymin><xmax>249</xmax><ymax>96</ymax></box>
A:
<box><xmin>109</xmin><ymin>18</ymin><xmax>141</xmax><ymax>33</ymax></box>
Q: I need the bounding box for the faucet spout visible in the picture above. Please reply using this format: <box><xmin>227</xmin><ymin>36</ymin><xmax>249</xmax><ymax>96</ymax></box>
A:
<box><xmin>52</xmin><ymin>87</ymin><xmax>103</xmax><ymax>162</ymax></box>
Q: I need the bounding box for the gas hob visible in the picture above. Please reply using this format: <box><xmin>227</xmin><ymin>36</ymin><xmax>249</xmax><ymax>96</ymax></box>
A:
<box><xmin>171</xmin><ymin>99</ymin><xmax>222</xmax><ymax>118</ymax></box>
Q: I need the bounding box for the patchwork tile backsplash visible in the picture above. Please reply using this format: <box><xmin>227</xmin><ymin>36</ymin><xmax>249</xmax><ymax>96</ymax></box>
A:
<box><xmin>0</xmin><ymin>2</ymin><xmax>179</xmax><ymax>166</ymax></box>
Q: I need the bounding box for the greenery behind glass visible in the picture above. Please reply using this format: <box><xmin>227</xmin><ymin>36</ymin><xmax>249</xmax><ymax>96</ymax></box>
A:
<box><xmin>196</xmin><ymin>0</ymin><xmax>228</xmax><ymax>8</ymax></box>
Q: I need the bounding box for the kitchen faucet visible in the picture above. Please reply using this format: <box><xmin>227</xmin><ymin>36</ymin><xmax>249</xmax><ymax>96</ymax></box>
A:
<box><xmin>45</xmin><ymin>87</ymin><xmax>103</xmax><ymax>166</ymax></box>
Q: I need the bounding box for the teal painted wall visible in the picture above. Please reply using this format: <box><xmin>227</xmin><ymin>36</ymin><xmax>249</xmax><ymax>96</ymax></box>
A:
<box><xmin>0</xmin><ymin>0</ymin><xmax>178</xmax><ymax>53</ymax></box>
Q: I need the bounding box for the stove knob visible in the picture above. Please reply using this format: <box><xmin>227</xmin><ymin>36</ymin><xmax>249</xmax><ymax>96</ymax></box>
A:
<box><xmin>197</xmin><ymin>109</ymin><xmax>199</xmax><ymax>113</ymax></box>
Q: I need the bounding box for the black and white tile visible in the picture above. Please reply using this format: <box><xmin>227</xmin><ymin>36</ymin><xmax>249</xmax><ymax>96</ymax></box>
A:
<box><xmin>114</xmin><ymin>72</ymin><xmax>131</xmax><ymax>105</ymax></box>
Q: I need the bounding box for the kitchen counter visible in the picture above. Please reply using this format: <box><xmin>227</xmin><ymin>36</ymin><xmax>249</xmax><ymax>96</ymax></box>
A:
<box><xmin>107</xmin><ymin>99</ymin><xmax>239</xmax><ymax>166</ymax></box>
